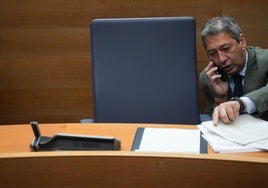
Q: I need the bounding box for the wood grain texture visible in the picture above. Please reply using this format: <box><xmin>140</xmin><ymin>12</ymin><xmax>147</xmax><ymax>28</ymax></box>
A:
<box><xmin>1</xmin><ymin>153</ymin><xmax>268</xmax><ymax>188</ymax></box>
<box><xmin>0</xmin><ymin>0</ymin><xmax>267</xmax><ymax>124</ymax></box>
<box><xmin>0</xmin><ymin>123</ymin><xmax>268</xmax><ymax>188</ymax></box>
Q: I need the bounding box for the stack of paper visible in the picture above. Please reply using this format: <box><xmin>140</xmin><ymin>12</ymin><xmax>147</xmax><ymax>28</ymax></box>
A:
<box><xmin>198</xmin><ymin>114</ymin><xmax>268</xmax><ymax>153</ymax></box>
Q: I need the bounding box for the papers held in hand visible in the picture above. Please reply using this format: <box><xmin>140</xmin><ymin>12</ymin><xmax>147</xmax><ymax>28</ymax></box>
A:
<box><xmin>30</xmin><ymin>121</ymin><xmax>120</xmax><ymax>151</ymax></box>
<box><xmin>132</xmin><ymin>127</ymin><xmax>207</xmax><ymax>154</ymax></box>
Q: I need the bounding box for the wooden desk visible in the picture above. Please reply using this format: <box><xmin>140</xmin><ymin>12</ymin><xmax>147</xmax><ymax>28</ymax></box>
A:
<box><xmin>0</xmin><ymin>123</ymin><xmax>268</xmax><ymax>188</ymax></box>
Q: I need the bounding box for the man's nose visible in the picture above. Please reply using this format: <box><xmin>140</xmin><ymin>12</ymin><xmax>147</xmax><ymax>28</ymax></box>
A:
<box><xmin>218</xmin><ymin>50</ymin><xmax>227</xmax><ymax>63</ymax></box>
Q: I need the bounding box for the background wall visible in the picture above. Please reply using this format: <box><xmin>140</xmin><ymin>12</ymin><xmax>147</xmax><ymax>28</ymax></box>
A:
<box><xmin>1</xmin><ymin>0</ymin><xmax>268</xmax><ymax>124</ymax></box>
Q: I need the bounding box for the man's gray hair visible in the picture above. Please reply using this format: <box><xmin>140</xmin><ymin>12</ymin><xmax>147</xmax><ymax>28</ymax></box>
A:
<box><xmin>201</xmin><ymin>16</ymin><xmax>242</xmax><ymax>48</ymax></box>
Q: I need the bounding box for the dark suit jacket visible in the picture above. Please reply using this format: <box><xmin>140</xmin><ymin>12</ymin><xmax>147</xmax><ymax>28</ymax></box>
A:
<box><xmin>200</xmin><ymin>46</ymin><xmax>268</xmax><ymax>121</ymax></box>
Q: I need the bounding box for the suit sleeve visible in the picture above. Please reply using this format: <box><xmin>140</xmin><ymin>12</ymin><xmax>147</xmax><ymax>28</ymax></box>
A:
<box><xmin>245</xmin><ymin>47</ymin><xmax>268</xmax><ymax>120</ymax></box>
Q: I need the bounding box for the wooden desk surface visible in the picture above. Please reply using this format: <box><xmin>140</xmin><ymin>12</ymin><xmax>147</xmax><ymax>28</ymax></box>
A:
<box><xmin>0</xmin><ymin>123</ymin><xmax>268</xmax><ymax>188</ymax></box>
<box><xmin>0</xmin><ymin>122</ymin><xmax>267</xmax><ymax>157</ymax></box>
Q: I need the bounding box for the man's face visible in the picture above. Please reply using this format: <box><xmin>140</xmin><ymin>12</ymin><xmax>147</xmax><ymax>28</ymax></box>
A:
<box><xmin>204</xmin><ymin>32</ymin><xmax>247</xmax><ymax>75</ymax></box>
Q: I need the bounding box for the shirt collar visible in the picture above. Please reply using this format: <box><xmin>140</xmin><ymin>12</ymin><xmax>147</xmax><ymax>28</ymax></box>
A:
<box><xmin>239</xmin><ymin>50</ymin><xmax>248</xmax><ymax>77</ymax></box>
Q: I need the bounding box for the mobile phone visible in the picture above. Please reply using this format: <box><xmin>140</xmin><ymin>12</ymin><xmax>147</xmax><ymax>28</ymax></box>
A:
<box><xmin>212</xmin><ymin>61</ymin><xmax>227</xmax><ymax>82</ymax></box>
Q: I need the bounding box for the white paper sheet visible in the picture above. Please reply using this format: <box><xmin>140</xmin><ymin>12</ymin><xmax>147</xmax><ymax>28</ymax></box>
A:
<box><xmin>247</xmin><ymin>138</ymin><xmax>268</xmax><ymax>150</ymax></box>
<box><xmin>136</xmin><ymin>128</ymin><xmax>201</xmax><ymax>154</ymax></box>
<box><xmin>198</xmin><ymin>124</ymin><xmax>262</xmax><ymax>153</ymax></box>
<box><xmin>201</xmin><ymin>114</ymin><xmax>268</xmax><ymax>145</ymax></box>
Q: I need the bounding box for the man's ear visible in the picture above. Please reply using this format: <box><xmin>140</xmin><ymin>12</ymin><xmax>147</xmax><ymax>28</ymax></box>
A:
<box><xmin>239</xmin><ymin>33</ymin><xmax>247</xmax><ymax>48</ymax></box>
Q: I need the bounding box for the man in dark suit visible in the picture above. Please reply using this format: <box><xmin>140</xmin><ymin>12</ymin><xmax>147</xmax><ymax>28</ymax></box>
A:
<box><xmin>199</xmin><ymin>16</ymin><xmax>268</xmax><ymax>125</ymax></box>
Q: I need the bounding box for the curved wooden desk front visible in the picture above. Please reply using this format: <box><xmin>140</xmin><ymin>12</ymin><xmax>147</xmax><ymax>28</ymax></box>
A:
<box><xmin>0</xmin><ymin>123</ymin><xmax>267</xmax><ymax>188</ymax></box>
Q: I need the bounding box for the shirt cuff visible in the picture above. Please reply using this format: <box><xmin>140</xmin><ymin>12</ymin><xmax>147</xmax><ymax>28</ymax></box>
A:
<box><xmin>240</xmin><ymin>96</ymin><xmax>257</xmax><ymax>114</ymax></box>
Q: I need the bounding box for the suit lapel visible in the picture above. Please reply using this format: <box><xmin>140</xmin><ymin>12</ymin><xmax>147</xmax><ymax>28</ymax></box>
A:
<box><xmin>244</xmin><ymin>47</ymin><xmax>258</xmax><ymax>93</ymax></box>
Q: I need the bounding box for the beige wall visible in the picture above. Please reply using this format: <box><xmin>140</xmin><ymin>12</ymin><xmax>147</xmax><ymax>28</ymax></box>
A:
<box><xmin>1</xmin><ymin>0</ymin><xmax>268</xmax><ymax>124</ymax></box>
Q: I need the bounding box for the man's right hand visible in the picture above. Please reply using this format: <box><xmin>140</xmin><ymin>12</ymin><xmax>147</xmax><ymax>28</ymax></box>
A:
<box><xmin>212</xmin><ymin>100</ymin><xmax>241</xmax><ymax>125</ymax></box>
<box><xmin>205</xmin><ymin>61</ymin><xmax>229</xmax><ymax>96</ymax></box>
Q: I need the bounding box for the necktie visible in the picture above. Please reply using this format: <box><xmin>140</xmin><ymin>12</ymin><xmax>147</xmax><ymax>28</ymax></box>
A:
<box><xmin>232</xmin><ymin>74</ymin><xmax>244</xmax><ymax>97</ymax></box>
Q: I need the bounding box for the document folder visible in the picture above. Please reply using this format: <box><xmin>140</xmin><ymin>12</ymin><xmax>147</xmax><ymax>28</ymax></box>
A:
<box><xmin>132</xmin><ymin>127</ymin><xmax>207</xmax><ymax>154</ymax></box>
